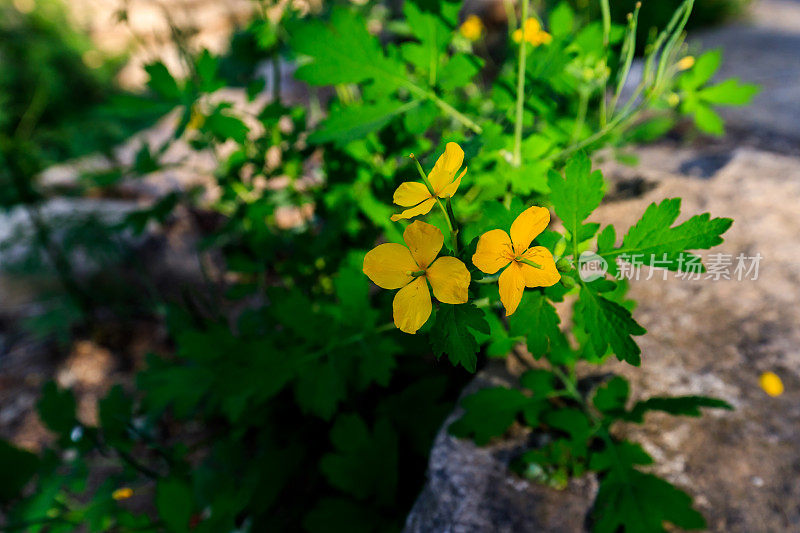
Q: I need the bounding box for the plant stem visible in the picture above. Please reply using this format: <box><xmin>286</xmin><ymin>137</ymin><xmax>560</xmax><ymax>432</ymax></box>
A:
<box><xmin>410</xmin><ymin>155</ymin><xmax>459</xmax><ymax>253</ymax></box>
<box><xmin>599</xmin><ymin>0</ymin><xmax>611</xmax><ymax>127</ymax></box>
<box><xmin>513</xmin><ymin>0</ymin><xmax>530</xmax><ymax>167</ymax></box>
<box><xmin>403</xmin><ymin>82</ymin><xmax>483</xmax><ymax>134</ymax></box>
<box><xmin>570</xmin><ymin>88</ymin><xmax>590</xmax><ymax>144</ymax></box>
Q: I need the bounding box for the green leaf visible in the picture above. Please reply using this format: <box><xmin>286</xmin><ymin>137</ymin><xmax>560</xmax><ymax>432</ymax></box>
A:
<box><xmin>309</xmin><ymin>100</ymin><xmax>412</xmax><ymax>144</ymax></box>
<box><xmin>589</xmin><ymin>440</ymin><xmax>653</xmax><ymax>472</ymax></box>
<box><xmin>403</xmin><ymin>99</ymin><xmax>438</xmax><ymax>134</ymax></box>
<box><xmin>449</xmin><ymin>387</ymin><xmax>533</xmax><ymax>445</ymax></box>
<box><xmin>195</xmin><ymin>49</ymin><xmax>224</xmax><ymax>93</ymax></box>
<box><xmin>0</xmin><ymin>440</ymin><xmax>39</xmax><ymax>502</ymax></box>
<box><xmin>294</xmin><ymin>360</ymin><xmax>347</xmax><ymax>421</ymax></box>
<box><xmin>543</xmin><ymin>408</ymin><xmax>593</xmax><ymax>443</ymax></box>
<box><xmin>203</xmin><ymin>109</ymin><xmax>249</xmax><ymax>143</ymax></box>
<box><xmin>679</xmin><ymin>49</ymin><xmax>721</xmax><ymax>91</ymax></box>
<box><xmin>626</xmin><ymin>395</ymin><xmax>733</xmax><ymax>423</ymax></box>
<box><xmin>320</xmin><ymin>414</ymin><xmax>397</xmax><ymax>504</ymax></box>
<box><xmin>98</xmin><ymin>385</ymin><xmax>134</xmax><ymax>451</ymax></box>
<box><xmin>402</xmin><ymin>0</ymin><xmax>449</xmax><ymax>77</ymax></box>
<box><xmin>508</xmin><ymin>291</ymin><xmax>566</xmax><ymax>358</ymax></box>
<box><xmin>548</xmin><ymin>152</ymin><xmax>605</xmax><ymax>243</ymax></box>
<box><xmin>156</xmin><ymin>478</ymin><xmax>193</xmax><ymax>533</ymax></box>
<box><xmin>593</xmin><ymin>469</ymin><xmax>705</xmax><ymax>533</ymax></box>
<box><xmin>698</xmin><ymin>78</ymin><xmax>759</xmax><ymax>106</ymax></box>
<box><xmin>430</xmin><ymin>303</ymin><xmax>490</xmax><ymax>373</ymax></box>
<box><xmin>438</xmin><ymin>54</ymin><xmax>483</xmax><ymax>91</ymax></box>
<box><xmin>549</xmin><ymin>2</ymin><xmax>575</xmax><ymax>38</ymax></box>
<box><xmin>598</xmin><ymin>198</ymin><xmax>733</xmax><ymax>271</ymax></box>
<box><xmin>145</xmin><ymin>62</ymin><xmax>182</xmax><ymax>100</ymax></box>
<box><xmin>290</xmin><ymin>8</ymin><xmax>405</xmax><ymax>93</ymax></box>
<box><xmin>519</xmin><ymin>369</ymin><xmax>556</xmax><ymax>398</ymax></box>
<box><xmin>693</xmin><ymin>104</ymin><xmax>725</xmax><ymax>135</ymax></box>
<box><xmin>577</xmin><ymin>287</ymin><xmax>646</xmax><ymax>365</ymax></box>
<box><xmin>592</xmin><ymin>376</ymin><xmax>630</xmax><ymax>416</ymax></box>
<box><xmin>37</xmin><ymin>381</ymin><xmax>78</xmax><ymax>435</ymax></box>
<box><xmin>304</xmin><ymin>498</ymin><xmax>382</xmax><ymax>533</ymax></box>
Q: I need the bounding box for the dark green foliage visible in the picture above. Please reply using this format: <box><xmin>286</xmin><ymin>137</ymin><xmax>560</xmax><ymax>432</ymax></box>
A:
<box><xmin>0</xmin><ymin>441</ymin><xmax>39</xmax><ymax>503</ymax></box>
<box><xmin>430</xmin><ymin>303</ymin><xmax>490</xmax><ymax>372</ymax></box>
<box><xmin>593</xmin><ymin>466</ymin><xmax>706</xmax><ymax>533</ymax></box>
<box><xmin>449</xmin><ymin>387</ymin><xmax>535</xmax><ymax>445</ymax></box>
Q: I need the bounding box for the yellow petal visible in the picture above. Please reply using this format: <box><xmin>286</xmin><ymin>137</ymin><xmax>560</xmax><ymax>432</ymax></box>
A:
<box><xmin>393</xmin><ymin>182</ymin><xmax>432</xmax><ymax>207</ymax></box>
<box><xmin>459</xmin><ymin>15</ymin><xmax>484</xmax><ymax>41</ymax></box>
<box><xmin>760</xmin><ymin>371</ymin><xmax>784</xmax><ymax>397</ymax></box>
<box><xmin>363</xmin><ymin>243</ymin><xmax>417</xmax><ymax>289</ymax></box>
<box><xmin>428</xmin><ymin>142</ymin><xmax>464</xmax><ymax>193</ymax></box>
<box><xmin>472</xmin><ymin>229</ymin><xmax>513</xmax><ymax>274</ymax></box>
<box><xmin>510</xmin><ymin>205</ymin><xmax>550</xmax><ymax>254</ymax></box>
<box><xmin>391</xmin><ymin>197</ymin><xmax>436</xmax><ymax>221</ymax></box>
<box><xmin>512</xmin><ymin>28</ymin><xmax>522</xmax><ymax>43</ymax></box>
<box><xmin>437</xmin><ymin>167</ymin><xmax>466</xmax><ymax>199</ymax></box>
<box><xmin>524</xmin><ymin>18</ymin><xmax>542</xmax><ymax>34</ymax></box>
<box><xmin>518</xmin><ymin>247</ymin><xmax>561</xmax><ymax>287</ymax></box>
<box><xmin>538</xmin><ymin>31</ymin><xmax>552</xmax><ymax>45</ymax></box>
<box><xmin>426</xmin><ymin>256</ymin><xmax>470</xmax><ymax>304</ymax></box>
<box><xmin>403</xmin><ymin>220</ymin><xmax>443</xmax><ymax>269</ymax></box>
<box><xmin>393</xmin><ymin>276</ymin><xmax>432</xmax><ymax>334</ymax></box>
<box><xmin>498</xmin><ymin>261</ymin><xmax>526</xmax><ymax>316</ymax></box>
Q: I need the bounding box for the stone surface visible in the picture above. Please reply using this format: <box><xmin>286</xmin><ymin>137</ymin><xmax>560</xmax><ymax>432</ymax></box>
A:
<box><xmin>405</xmin><ymin>145</ymin><xmax>800</xmax><ymax>532</ymax></box>
<box><xmin>404</xmin><ymin>364</ymin><xmax>597</xmax><ymax>533</ymax></box>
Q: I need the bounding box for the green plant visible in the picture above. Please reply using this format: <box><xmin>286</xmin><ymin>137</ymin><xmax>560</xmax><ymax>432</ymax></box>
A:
<box><xmin>0</xmin><ymin>0</ymin><xmax>757</xmax><ymax>532</ymax></box>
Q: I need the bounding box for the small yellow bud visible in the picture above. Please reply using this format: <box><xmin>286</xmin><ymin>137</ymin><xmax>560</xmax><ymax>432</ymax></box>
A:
<box><xmin>459</xmin><ymin>14</ymin><xmax>484</xmax><ymax>41</ymax></box>
<box><xmin>635</xmin><ymin>1</ymin><xmax>642</xmax><ymax>8</ymax></box>
<box><xmin>667</xmin><ymin>92</ymin><xmax>680</xmax><ymax>107</ymax></box>
<box><xmin>677</xmin><ymin>56</ymin><xmax>695</xmax><ymax>71</ymax></box>
<box><xmin>759</xmin><ymin>372</ymin><xmax>784</xmax><ymax>397</ymax></box>
<box><xmin>112</xmin><ymin>487</ymin><xmax>134</xmax><ymax>501</ymax></box>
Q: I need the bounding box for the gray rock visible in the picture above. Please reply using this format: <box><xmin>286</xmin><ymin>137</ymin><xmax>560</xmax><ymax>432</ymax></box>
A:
<box><xmin>404</xmin><ymin>364</ymin><xmax>596</xmax><ymax>533</ymax></box>
<box><xmin>406</xmin><ymin>146</ymin><xmax>800</xmax><ymax>532</ymax></box>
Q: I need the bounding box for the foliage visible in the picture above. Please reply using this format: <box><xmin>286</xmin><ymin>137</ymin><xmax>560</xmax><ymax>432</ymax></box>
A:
<box><xmin>0</xmin><ymin>0</ymin><xmax>754</xmax><ymax>532</ymax></box>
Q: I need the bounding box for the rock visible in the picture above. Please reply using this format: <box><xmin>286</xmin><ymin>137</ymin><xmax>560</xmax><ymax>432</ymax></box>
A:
<box><xmin>406</xmin><ymin>146</ymin><xmax>800</xmax><ymax>532</ymax></box>
<box><xmin>404</xmin><ymin>363</ymin><xmax>597</xmax><ymax>533</ymax></box>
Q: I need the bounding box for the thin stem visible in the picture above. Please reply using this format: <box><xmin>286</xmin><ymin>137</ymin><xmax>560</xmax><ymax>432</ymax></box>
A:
<box><xmin>403</xmin><ymin>82</ymin><xmax>483</xmax><ymax>134</ymax></box>
<box><xmin>610</xmin><ymin>4</ymin><xmax>641</xmax><ymax>117</ymax></box>
<box><xmin>503</xmin><ymin>0</ymin><xmax>517</xmax><ymax>37</ymax></box>
<box><xmin>512</xmin><ymin>0</ymin><xmax>530</xmax><ymax>167</ymax></box>
<box><xmin>410</xmin><ymin>155</ymin><xmax>459</xmax><ymax>252</ymax></box>
<box><xmin>272</xmin><ymin>55</ymin><xmax>281</xmax><ymax>102</ymax></box>
<box><xmin>570</xmin><ymin>88</ymin><xmax>590</xmax><ymax>144</ymax></box>
<box><xmin>600</xmin><ymin>0</ymin><xmax>611</xmax><ymax>47</ymax></box>
<box><xmin>599</xmin><ymin>0</ymin><xmax>611</xmax><ymax>126</ymax></box>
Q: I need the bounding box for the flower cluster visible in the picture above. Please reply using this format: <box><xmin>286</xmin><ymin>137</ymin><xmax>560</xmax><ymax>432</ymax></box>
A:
<box><xmin>363</xmin><ymin>143</ymin><xmax>560</xmax><ymax>333</ymax></box>
<box><xmin>512</xmin><ymin>18</ymin><xmax>552</xmax><ymax>47</ymax></box>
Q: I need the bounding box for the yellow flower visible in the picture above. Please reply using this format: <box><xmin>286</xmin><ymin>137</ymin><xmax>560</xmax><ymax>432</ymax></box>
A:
<box><xmin>759</xmin><ymin>371</ymin><xmax>784</xmax><ymax>397</ymax></box>
<box><xmin>676</xmin><ymin>55</ymin><xmax>695</xmax><ymax>71</ymax></box>
<box><xmin>112</xmin><ymin>487</ymin><xmax>134</xmax><ymax>501</ymax></box>
<box><xmin>364</xmin><ymin>221</ymin><xmax>471</xmax><ymax>333</ymax></box>
<box><xmin>391</xmin><ymin>142</ymin><xmax>467</xmax><ymax>221</ymax></box>
<box><xmin>472</xmin><ymin>206</ymin><xmax>560</xmax><ymax>316</ymax></box>
<box><xmin>460</xmin><ymin>14</ymin><xmax>484</xmax><ymax>41</ymax></box>
<box><xmin>512</xmin><ymin>18</ymin><xmax>552</xmax><ymax>47</ymax></box>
